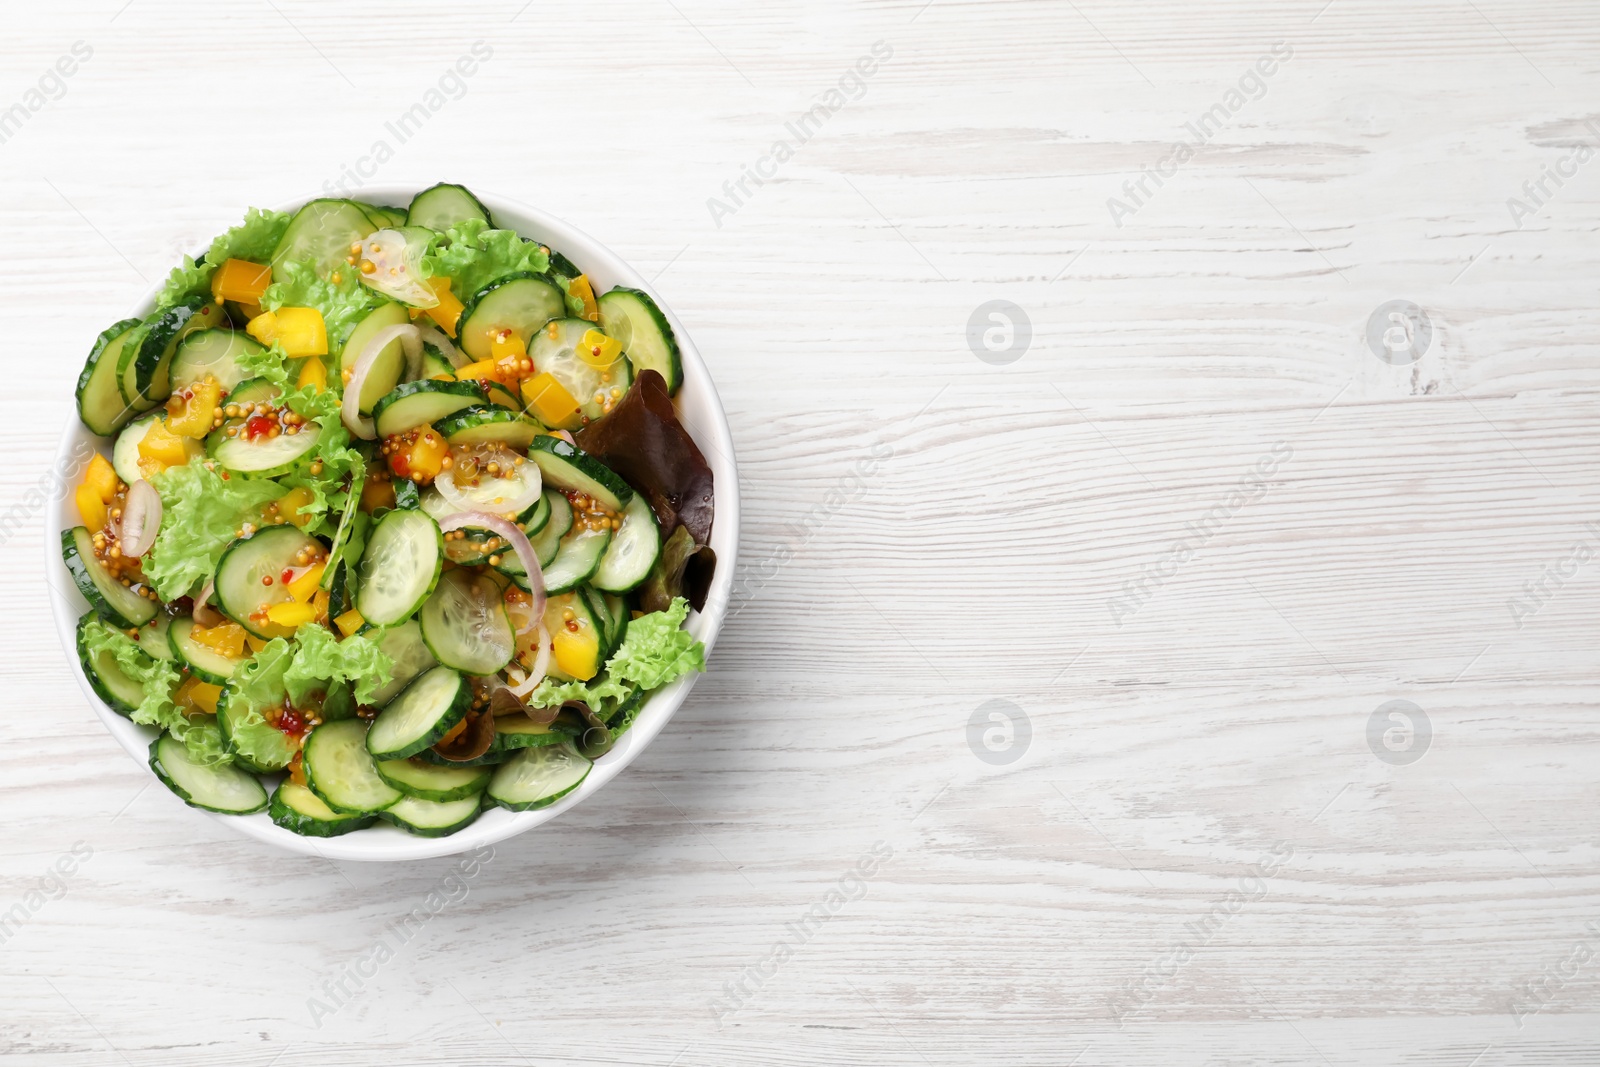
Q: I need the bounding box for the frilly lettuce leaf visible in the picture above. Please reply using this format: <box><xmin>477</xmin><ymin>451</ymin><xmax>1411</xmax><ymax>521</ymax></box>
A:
<box><xmin>144</xmin><ymin>462</ymin><xmax>285</xmax><ymax>600</ymax></box>
<box><xmin>155</xmin><ymin>207</ymin><xmax>291</xmax><ymax>309</ymax></box>
<box><xmin>79</xmin><ymin>618</ymin><xmax>230</xmax><ymax>766</ymax></box>
<box><xmin>284</xmin><ymin>623</ymin><xmax>392</xmax><ymax>707</ymax></box>
<box><xmin>421</xmin><ymin>219</ymin><xmax>550</xmax><ymax>300</ymax></box>
<box><xmin>525</xmin><ymin>598</ymin><xmax>704</xmax><ymax>711</ymax></box>
<box><xmin>261</xmin><ymin>256</ymin><xmax>385</xmax><ymax>352</ymax></box>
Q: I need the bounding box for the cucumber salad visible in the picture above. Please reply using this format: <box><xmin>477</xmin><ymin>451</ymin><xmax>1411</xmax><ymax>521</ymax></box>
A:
<box><xmin>66</xmin><ymin>184</ymin><xmax>717</xmax><ymax>839</ymax></box>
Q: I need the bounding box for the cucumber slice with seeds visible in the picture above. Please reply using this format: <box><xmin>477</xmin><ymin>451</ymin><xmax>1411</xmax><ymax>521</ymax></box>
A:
<box><xmin>366</xmin><ymin>665</ymin><xmax>470</xmax><ymax>761</ymax></box>
<box><xmin>169</xmin><ymin>328</ymin><xmax>264</xmax><ymax>393</ymax></box>
<box><xmin>133</xmin><ymin>614</ymin><xmax>175</xmax><ymax>663</ymax></box>
<box><xmin>76</xmin><ymin>613</ymin><xmax>150</xmax><ymax>716</ymax></box>
<box><xmin>75</xmin><ymin>318</ymin><xmax>145</xmax><ymax>435</ymax></box>
<box><xmin>270</xmin><ymin>781</ymin><xmax>377</xmax><ymax>837</ymax></box>
<box><xmin>372</xmin><ymin>379</ymin><xmax>487</xmax><ymax>438</ymax></box>
<box><xmin>270</xmin><ymin>199</ymin><xmax>377</xmax><ymax>283</ymax></box>
<box><xmin>406</xmin><ymin>183</ymin><xmax>493</xmax><ymax>230</ymax></box>
<box><xmin>487</xmin><ymin>742</ymin><xmax>591</xmax><ymax>812</ymax></box>
<box><xmin>599</xmin><ymin>287</ymin><xmax>683</xmax><ymax>395</ymax></box>
<box><xmin>379</xmin><ymin>792</ymin><xmax>483</xmax><ymax>837</ymax></box>
<box><xmin>591</xmin><ymin>492</ymin><xmax>661</xmax><ymax>594</ymax></box>
<box><xmin>419</xmin><ymin>569</ymin><xmax>515</xmax><ymax>675</ymax></box>
<box><xmin>303</xmin><ymin>719</ymin><xmax>402</xmax><ymax>815</ymax></box>
<box><xmin>540</xmin><ymin>526</ymin><xmax>612</xmax><ymax>595</ymax></box>
<box><xmin>499</xmin><ymin>490</ymin><xmax>571</xmax><ymax>585</ymax></box>
<box><xmin>210</xmin><ymin>421</ymin><xmax>322</xmax><ymax>477</ymax></box>
<box><xmin>213</xmin><ymin>525</ymin><xmax>321</xmax><ymax>637</ymax></box>
<box><xmin>111</xmin><ymin>413</ymin><xmax>163</xmax><ymax>485</ymax></box>
<box><xmin>62</xmin><ymin>527</ymin><xmax>158</xmax><ymax>628</ymax></box>
<box><xmin>168</xmin><ymin>615</ymin><xmax>245</xmax><ymax>684</ymax></box>
<box><xmin>528</xmin><ymin>436</ymin><xmax>634</xmax><ymax>512</ymax></box>
<box><xmin>376</xmin><ymin>758</ymin><xmax>490</xmax><ymax>802</ymax></box>
<box><xmin>149</xmin><ymin>730</ymin><xmax>268</xmax><ymax>815</ymax></box>
<box><xmin>458</xmin><ymin>274</ymin><xmax>566</xmax><ymax>362</ymax></box>
<box><xmin>356</xmin><ymin>508</ymin><xmax>443</xmax><ymax>626</ymax></box>
<box><xmin>362</xmin><ymin>618</ymin><xmax>438</xmax><ymax>708</ymax></box>
<box><xmin>529</xmin><ymin>317</ymin><xmax>633</xmax><ymax>421</ymax></box>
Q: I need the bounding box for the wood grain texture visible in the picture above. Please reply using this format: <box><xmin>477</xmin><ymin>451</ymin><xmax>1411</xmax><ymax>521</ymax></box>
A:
<box><xmin>1</xmin><ymin>0</ymin><xmax>1597</xmax><ymax>1063</ymax></box>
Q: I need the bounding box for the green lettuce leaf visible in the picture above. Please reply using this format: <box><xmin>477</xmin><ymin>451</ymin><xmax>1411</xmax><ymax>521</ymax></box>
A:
<box><xmin>79</xmin><ymin>618</ymin><xmax>230</xmax><ymax>765</ymax></box>
<box><xmin>525</xmin><ymin>598</ymin><xmax>704</xmax><ymax>710</ymax></box>
<box><xmin>283</xmin><ymin>623</ymin><xmax>393</xmax><ymax>707</ymax></box>
<box><xmin>525</xmin><ymin>674</ymin><xmax>634</xmax><ymax>711</ymax></box>
<box><xmin>145</xmin><ymin>463</ymin><xmax>285</xmax><ymax>600</ymax></box>
<box><xmin>421</xmin><ymin>219</ymin><xmax>550</xmax><ymax>300</ymax></box>
<box><xmin>225</xmin><ymin>638</ymin><xmax>297</xmax><ymax>767</ymax></box>
<box><xmin>155</xmin><ymin>207</ymin><xmax>291</xmax><ymax>309</ymax></box>
<box><xmin>261</xmin><ymin>256</ymin><xmax>384</xmax><ymax>352</ymax></box>
<box><xmin>225</xmin><ymin>626</ymin><xmax>392</xmax><ymax>764</ymax></box>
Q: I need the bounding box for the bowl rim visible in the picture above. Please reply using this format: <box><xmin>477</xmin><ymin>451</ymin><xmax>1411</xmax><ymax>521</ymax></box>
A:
<box><xmin>45</xmin><ymin>185</ymin><xmax>739</xmax><ymax>862</ymax></box>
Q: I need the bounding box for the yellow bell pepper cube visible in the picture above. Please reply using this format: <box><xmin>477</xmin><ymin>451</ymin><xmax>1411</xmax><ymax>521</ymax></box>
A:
<box><xmin>577</xmin><ymin>328</ymin><xmax>622</xmax><ymax>369</ymax></box>
<box><xmin>312</xmin><ymin>589</ymin><xmax>331</xmax><ymax>625</ymax></box>
<box><xmin>490</xmin><ymin>328</ymin><xmax>527</xmax><ymax>364</ymax></box>
<box><xmin>568</xmin><ymin>274</ymin><xmax>599</xmax><ymax>321</ymax></box>
<box><xmin>84</xmin><ymin>453</ymin><xmax>118</xmax><ymax>502</ymax></box>
<box><xmin>75</xmin><ymin>482</ymin><xmax>107</xmax><ymax>530</ymax></box>
<box><xmin>166</xmin><ymin>375</ymin><xmax>223</xmax><ymax>438</ymax></box>
<box><xmin>274</xmin><ymin>486</ymin><xmax>316</xmax><ymax>528</ymax></box>
<box><xmin>246</xmin><ymin>307</ymin><xmax>328</xmax><ymax>357</ymax></box>
<box><xmin>297</xmin><ymin>355</ymin><xmax>328</xmax><ymax>392</ymax></box>
<box><xmin>360</xmin><ymin>475</ymin><xmax>396</xmax><ymax>513</ymax></box>
<box><xmin>454</xmin><ymin>359</ymin><xmax>501</xmax><ymax>384</ymax></box>
<box><xmin>334</xmin><ymin>608</ymin><xmax>365</xmax><ymax>637</ymax></box>
<box><xmin>237</xmin><ymin>301</ymin><xmax>263</xmax><ymax>321</ymax></box>
<box><xmin>266</xmin><ymin>601</ymin><xmax>317</xmax><ymax>628</ymax></box>
<box><xmin>175</xmin><ymin>676</ymin><xmax>222</xmax><ymax>715</ymax></box>
<box><xmin>288</xmin><ymin>562</ymin><xmax>326</xmax><ymax>603</ymax></box>
<box><xmin>138</xmin><ymin>418</ymin><xmax>192</xmax><ymax>468</ymax></box>
<box><xmin>522</xmin><ymin>373</ymin><xmax>584</xmax><ymax>429</ymax></box>
<box><xmin>423</xmin><ymin>277</ymin><xmax>462</xmax><ymax>337</ymax></box>
<box><xmin>243</xmin><ymin>632</ymin><xmax>269</xmax><ymax>655</ymax></box>
<box><xmin>211</xmin><ymin>259</ymin><xmax>273</xmax><ymax>305</ymax></box>
<box><xmin>189</xmin><ymin>621</ymin><xmax>247</xmax><ymax>660</ymax></box>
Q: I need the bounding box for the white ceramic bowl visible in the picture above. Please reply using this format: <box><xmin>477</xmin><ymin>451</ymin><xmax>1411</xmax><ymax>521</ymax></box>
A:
<box><xmin>46</xmin><ymin>186</ymin><xmax>738</xmax><ymax>861</ymax></box>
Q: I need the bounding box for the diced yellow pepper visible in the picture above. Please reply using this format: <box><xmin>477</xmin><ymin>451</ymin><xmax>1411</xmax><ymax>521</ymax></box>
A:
<box><xmin>236</xmin><ymin>301</ymin><xmax>263</xmax><ymax>321</ymax></box>
<box><xmin>189</xmin><ymin>621</ymin><xmax>247</xmax><ymax>660</ymax></box>
<box><xmin>247</xmin><ymin>307</ymin><xmax>328</xmax><ymax>357</ymax></box>
<box><xmin>551</xmin><ymin>619</ymin><xmax>600</xmax><ymax>680</ymax></box>
<box><xmin>84</xmin><ymin>453</ymin><xmax>118</xmax><ymax>502</ymax></box>
<box><xmin>275</xmin><ymin>486</ymin><xmax>316</xmax><ymax>528</ymax></box>
<box><xmin>288</xmin><ymin>562</ymin><xmax>326</xmax><ymax>603</ymax></box>
<box><xmin>454</xmin><ymin>359</ymin><xmax>501</xmax><ymax>383</ymax></box>
<box><xmin>360</xmin><ymin>475</ymin><xmax>395</xmax><ymax>513</ymax></box>
<box><xmin>568</xmin><ymin>274</ymin><xmax>599</xmax><ymax>321</ymax></box>
<box><xmin>211</xmin><ymin>259</ymin><xmax>272</xmax><ymax>305</ymax></box>
<box><xmin>423</xmin><ymin>277</ymin><xmax>462</xmax><ymax>337</ymax></box>
<box><xmin>312</xmin><ymin>588</ymin><xmax>330</xmax><ymax>625</ymax></box>
<box><xmin>297</xmin><ymin>355</ymin><xmax>328</xmax><ymax>393</ymax></box>
<box><xmin>75</xmin><ymin>482</ymin><xmax>107</xmax><ymax>530</ymax></box>
<box><xmin>138</xmin><ymin>418</ymin><xmax>193</xmax><ymax>468</ymax></box>
<box><xmin>243</xmin><ymin>633</ymin><xmax>269</xmax><ymax>655</ymax></box>
<box><xmin>490</xmin><ymin>328</ymin><xmax>527</xmax><ymax>363</ymax></box>
<box><xmin>166</xmin><ymin>375</ymin><xmax>223</xmax><ymax>438</ymax></box>
<box><xmin>522</xmin><ymin>372</ymin><xmax>583</xmax><ymax>429</ymax></box>
<box><xmin>577</xmin><ymin>328</ymin><xmax>622</xmax><ymax>369</ymax></box>
<box><xmin>334</xmin><ymin>608</ymin><xmax>365</xmax><ymax>637</ymax></box>
<box><xmin>175</xmin><ymin>676</ymin><xmax>222</xmax><ymax>715</ymax></box>
<box><xmin>266</xmin><ymin>601</ymin><xmax>317</xmax><ymax>628</ymax></box>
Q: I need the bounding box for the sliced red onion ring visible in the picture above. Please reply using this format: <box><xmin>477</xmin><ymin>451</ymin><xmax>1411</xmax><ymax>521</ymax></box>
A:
<box><xmin>434</xmin><ymin>465</ymin><xmax>543</xmax><ymax>518</ymax></box>
<box><xmin>120</xmin><ymin>480</ymin><xmax>161</xmax><ymax>557</ymax></box>
<box><xmin>341</xmin><ymin>323</ymin><xmax>422</xmax><ymax>439</ymax></box>
<box><xmin>507</xmin><ymin>624</ymin><xmax>552</xmax><ymax>698</ymax></box>
<box><xmin>416</xmin><ymin>324</ymin><xmax>468</xmax><ymax>369</ymax></box>
<box><xmin>193</xmin><ymin>577</ymin><xmax>224</xmax><ymax>628</ymax></box>
<box><xmin>437</xmin><ymin>511</ymin><xmax>544</xmax><ymax>620</ymax></box>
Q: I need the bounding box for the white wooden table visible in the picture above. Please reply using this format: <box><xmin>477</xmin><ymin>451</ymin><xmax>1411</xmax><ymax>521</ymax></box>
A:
<box><xmin>2</xmin><ymin>1</ymin><xmax>1597</xmax><ymax>1063</ymax></box>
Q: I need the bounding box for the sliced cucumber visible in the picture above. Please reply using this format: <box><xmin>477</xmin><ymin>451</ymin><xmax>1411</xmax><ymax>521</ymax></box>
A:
<box><xmin>407</xmin><ymin>183</ymin><xmax>493</xmax><ymax>230</ymax></box>
<box><xmin>270</xmin><ymin>199</ymin><xmax>377</xmax><ymax>282</ymax></box>
<box><xmin>599</xmin><ymin>287</ymin><xmax>683</xmax><ymax>395</ymax></box>
<box><xmin>529</xmin><ymin>317</ymin><xmax>634</xmax><ymax>422</ymax></box>
<box><xmin>360</xmin><ymin>618</ymin><xmax>438</xmax><ymax>708</ymax></box>
<box><xmin>168</xmin><ymin>615</ymin><xmax>245</xmax><ymax>684</ymax></box>
<box><xmin>482</xmin><ymin>380</ymin><xmax>523</xmax><ymax>410</ymax></box>
<box><xmin>435</xmin><ymin>455</ymin><xmax>542</xmax><ymax>517</ymax></box>
<box><xmin>420</xmin><ymin>343</ymin><xmax>454</xmax><ymax>379</ymax></box>
<box><xmin>119</xmin><ymin>295</ymin><xmax>227</xmax><ymax>410</ymax></box>
<box><xmin>372</xmin><ymin>379</ymin><xmax>486</xmax><ymax>438</ymax></box>
<box><xmin>415</xmin><ymin>746</ymin><xmax>506</xmax><ymax>768</ymax></box>
<box><xmin>216</xmin><ymin>687</ymin><xmax>296</xmax><ymax>773</ymax></box>
<box><xmin>355</xmin><ymin>203</ymin><xmax>408</xmax><ymax>229</ymax></box>
<box><xmin>591</xmin><ymin>492</ymin><xmax>661</xmax><ymax>594</ymax></box>
<box><xmin>133</xmin><ymin>614</ymin><xmax>175</xmax><ymax>663</ymax></box>
<box><xmin>434</xmin><ymin>406</ymin><xmax>541</xmax><ymax>450</ymax></box>
<box><xmin>210</xmin><ymin>422</ymin><xmax>322</xmax><ymax>477</ymax></box>
<box><xmin>111</xmin><ymin>413</ymin><xmax>161</xmax><ymax>486</ymax></box>
<box><xmin>379</xmin><ymin>792</ymin><xmax>482</xmax><ymax>837</ymax></box>
<box><xmin>227</xmin><ymin>377</ymin><xmax>281</xmax><ymax>406</ymax></box>
<box><xmin>492</xmin><ymin>713</ymin><xmax>580</xmax><ymax>753</ymax></box>
<box><xmin>458</xmin><ymin>273</ymin><xmax>565</xmax><ymax>361</ymax></box>
<box><xmin>75</xmin><ymin>318</ymin><xmax>145</xmax><ymax>435</ymax></box>
<box><xmin>419</xmin><ymin>569</ymin><xmax>515</xmax><ymax>675</ymax></box>
<box><xmin>366</xmin><ymin>665</ymin><xmax>470</xmax><ymax>761</ymax></box>
<box><xmin>213</xmin><ymin>525</ymin><xmax>321</xmax><ymax>637</ymax></box>
<box><xmin>356</xmin><ymin>228</ymin><xmax>437</xmax><ymax>307</ymax></box>
<box><xmin>542</xmin><ymin>526</ymin><xmax>612</xmax><ymax>595</ymax></box>
<box><xmin>62</xmin><ymin>527</ymin><xmax>158</xmax><ymax>628</ymax></box>
<box><xmin>270</xmin><ymin>780</ymin><xmax>377</xmax><ymax>837</ymax></box>
<box><xmin>356</xmin><ymin>509</ymin><xmax>442</xmax><ymax>626</ymax></box>
<box><xmin>527</xmin><ymin>436</ymin><xmax>634</xmax><ymax>512</ymax></box>
<box><xmin>501</xmin><ymin>490</ymin><xmax>572</xmax><ymax>582</ymax></box>
<box><xmin>340</xmin><ymin>301</ymin><xmax>411</xmax><ymax>413</ymax></box>
<box><xmin>487</xmin><ymin>742</ymin><xmax>591</xmax><ymax>812</ymax></box>
<box><xmin>76</xmin><ymin>613</ymin><xmax>150</xmax><ymax>716</ymax></box>
<box><xmin>602</xmin><ymin>592</ymin><xmax>630</xmax><ymax>649</ymax></box>
<box><xmin>149</xmin><ymin>730</ymin><xmax>267</xmax><ymax>815</ymax></box>
<box><xmin>376</xmin><ymin>757</ymin><xmax>490</xmax><ymax>802</ymax></box>
<box><xmin>169</xmin><ymin>328</ymin><xmax>264</xmax><ymax>393</ymax></box>
<box><xmin>303</xmin><ymin>719</ymin><xmax>403</xmax><ymax>815</ymax></box>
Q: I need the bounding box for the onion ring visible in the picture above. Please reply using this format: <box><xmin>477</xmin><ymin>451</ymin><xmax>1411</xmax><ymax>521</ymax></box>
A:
<box><xmin>437</xmin><ymin>511</ymin><xmax>544</xmax><ymax>621</ymax></box>
<box><xmin>120</xmin><ymin>480</ymin><xmax>161</xmax><ymax>557</ymax></box>
<box><xmin>341</xmin><ymin>324</ymin><xmax>422</xmax><ymax>439</ymax></box>
<box><xmin>434</xmin><ymin>465</ymin><xmax>542</xmax><ymax>518</ymax></box>
<box><xmin>193</xmin><ymin>577</ymin><xmax>224</xmax><ymax>628</ymax></box>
